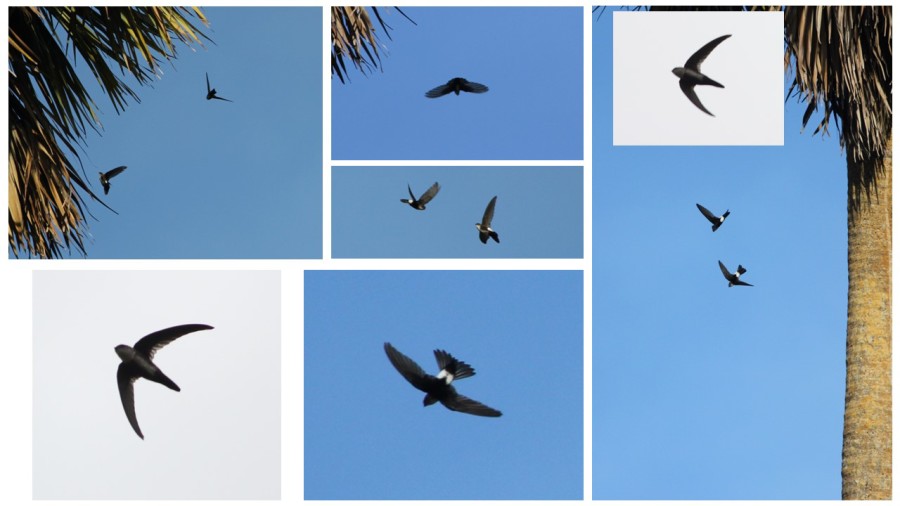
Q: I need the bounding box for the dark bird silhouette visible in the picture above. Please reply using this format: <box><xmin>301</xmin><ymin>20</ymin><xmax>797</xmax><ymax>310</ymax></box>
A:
<box><xmin>98</xmin><ymin>166</ymin><xmax>127</xmax><ymax>195</ymax></box>
<box><xmin>206</xmin><ymin>72</ymin><xmax>233</xmax><ymax>102</ymax></box>
<box><xmin>672</xmin><ymin>34</ymin><xmax>731</xmax><ymax>116</ymax></box>
<box><xmin>476</xmin><ymin>195</ymin><xmax>499</xmax><ymax>244</ymax></box>
<box><xmin>696</xmin><ymin>203</ymin><xmax>730</xmax><ymax>231</ymax></box>
<box><xmin>425</xmin><ymin>77</ymin><xmax>489</xmax><ymax>98</ymax></box>
<box><xmin>384</xmin><ymin>342</ymin><xmax>502</xmax><ymax>417</ymax></box>
<box><xmin>401</xmin><ymin>182</ymin><xmax>441</xmax><ymax>210</ymax></box>
<box><xmin>718</xmin><ymin>260</ymin><xmax>753</xmax><ymax>287</ymax></box>
<box><xmin>115</xmin><ymin>324</ymin><xmax>214</xmax><ymax>439</ymax></box>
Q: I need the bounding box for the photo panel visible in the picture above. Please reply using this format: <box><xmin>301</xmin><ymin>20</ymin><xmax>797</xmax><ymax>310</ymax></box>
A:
<box><xmin>332</xmin><ymin>6</ymin><xmax>583</xmax><ymax>160</ymax></box>
<box><xmin>32</xmin><ymin>270</ymin><xmax>281</xmax><ymax>499</ymax></box>
<box><xmin>304</xmin><ymin>270</ymin><xmax>584</xmax><ymax>500</ymax></box>
<box><xmin>595</xmin><ymin>9</ymin><xmax>848</xmax><ymax>497</ymax></box>
<box><xmin>10</xmin><ymin>7</ymin><xmax>323</xmax><ymax>259</ymax></box>
<box><xmin>613</xmin><ymin>10</ymin><xmax>784</xmax><ymax>145</ymax></box>
<box><xmin>332</xmin><ymin>166</ymin><xmax>583</xmax><ymax>258</ymax></box>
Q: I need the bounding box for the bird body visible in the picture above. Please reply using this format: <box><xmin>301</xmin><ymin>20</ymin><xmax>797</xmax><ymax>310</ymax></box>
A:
<box><xmin>425</xmin><ymin>77</ymin><xmax>489</xmax><ymax>98</ymax></box>
<box><xmin>384</xmin><ymin>342</ymin><xmax>501</xmax><ymax>417</ymax></box>
<box><xmin>98</xmin><ymin>166</ymin><xmax>127</xmax><ymax>195</ymax></box>
<box><xmin>718</xmin><ymin>260</ymin><xmax>753</xmax><ymax>287</ymax></box>
<box><xmin>696</xmin><ymin>203</ymin><xmax>730</xmax><ymax>231</ymax></box>
<box><xmin>476</xmin><ymin>195</ymin><xmax>500</xmax><ymax>244</ymax></box>
<box><xmin>115</xmin><ymin>323</ymin><xmax>214</xmax><ymax>439</ymax></box>
<box><xmin>672</xmin><ymin>34</ymin><xmax>731</xmax><ymax>116</ymax></box>
<box><xmin>401</xmin><ymin>182</ymin><xmax>441</xmax><ymax>210</ymax></box>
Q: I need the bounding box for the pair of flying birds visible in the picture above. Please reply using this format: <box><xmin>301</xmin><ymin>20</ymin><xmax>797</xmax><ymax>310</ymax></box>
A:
<box><xmin>696</xmin><ymin>203</ymin><xmax>753</xmax><ymax>287</ymax></box>
<box><xmin>402</xmin><ymin>182</ymin><xmax>500</xmax><ymax>244</ymax></box>
<box><xmin>97</xmin><ymin>73</ymin><xmax>231</xmax><ymax>196</ymax></box>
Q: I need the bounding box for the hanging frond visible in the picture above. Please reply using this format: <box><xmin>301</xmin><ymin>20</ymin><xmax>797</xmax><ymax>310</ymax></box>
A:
<box><xmin>330</xmin><ymin>6</ymin><xmax>415</xmax><ymax>84</ymax></box>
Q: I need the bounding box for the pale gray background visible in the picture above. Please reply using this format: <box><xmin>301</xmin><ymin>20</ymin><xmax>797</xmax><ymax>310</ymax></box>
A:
<box><xmin>32</xmin><ymin>270</ymin><xmax>280</xmax><ymax>499</ymax></box>
<box><xmin>613</xmin><ymin>11</ymin><xmax>784</xmax><ymax>145</ymax></box>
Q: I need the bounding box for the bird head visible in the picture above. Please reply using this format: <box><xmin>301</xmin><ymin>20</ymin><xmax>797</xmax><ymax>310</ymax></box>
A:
<box><xmin>672</xmin><ymin>67</ymin><xmax>685</xmax><ymax>78</ymax></box>
<box><xmin>114</xmin><ymin>344</ymin><xmax>135</xmax><ymax>361</ymax></box>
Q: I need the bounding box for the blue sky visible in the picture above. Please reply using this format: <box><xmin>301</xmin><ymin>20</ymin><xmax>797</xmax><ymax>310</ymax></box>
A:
<box><xmin>332</xmin><ymin>166</ymin><xmax>583</xmax><ymax>258</ymax></box>
<box><xmin>11</xmin><ymin>7</ymin><xmax>323</xmax><ymax>259</ymax></box>
<box><xmin>593</xmin><ymin>9</ymin><xmax>846</xmax><ymax>499</ymax></box>
<box><xmin>304</xmin><ymin>270</ymin><xmax>584</xmax><ymax>500</ymax></box>
<box><xmin>331</xmin><ymin>7</ymin><xmax>583</xmax><ymax>160</ymax></box>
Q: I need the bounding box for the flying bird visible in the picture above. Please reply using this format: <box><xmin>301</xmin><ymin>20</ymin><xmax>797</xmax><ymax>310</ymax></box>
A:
<box><xmin>476</xmin><ymin>196</ymin><xmax>500</xmax><ymax>244</ymax></box>
<box><xmin>672</xmin><ymin>34</ymin><xmax>731</xmax><ymax>116</ymax></box>
<box><xmin>206</xmin><ymin>72</ymin><xmax>233</xmax><ymax>102</ymax></box>
<box><xmin>401</xmin><ymin>182</ymin><xmax>441</xmax><ymax>210</ymax></box>
<box><xmin>425</xmin><ymin>77</ymin><xmax>489</xmax><ymax>98</ymax></box>
<box><xmin>384</xmin><ymin>342</ymin><xmax>502</xmax><ymax>417</ymax></box>
<box><xmin>98</xmin><ymin>166</ymin><xmax>127</xmax><ymax>195</ymax></box>
<box><xmin>115</xmin><ymin>323</ymin><xmax>214</xmax><ymax>439</ymax></box>
<box><xmin>718</xmin><ymin>260</ymin><xmax>753</xmax><ymax>287</ymax></box>
<box><xmin>696</xmin><ymin>203</ymin><xmax>730</xmax><ymax>231</ymax></box>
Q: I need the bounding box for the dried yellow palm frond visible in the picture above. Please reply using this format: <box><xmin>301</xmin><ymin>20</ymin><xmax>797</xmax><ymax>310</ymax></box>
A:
<box><xmin>331</xmin><ymin>6</ymin><xmax>415</xmax><ymax>83</ymax></box>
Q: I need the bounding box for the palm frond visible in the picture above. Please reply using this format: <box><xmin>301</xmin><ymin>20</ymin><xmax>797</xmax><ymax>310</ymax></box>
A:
<box><xmin>8</xmin><ymin>7</ymin><xmax>210</xmax><ymax>258</ymax></box>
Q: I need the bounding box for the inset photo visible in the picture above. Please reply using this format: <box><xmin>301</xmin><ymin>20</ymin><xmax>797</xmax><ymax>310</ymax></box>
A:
<box><xmin>33</xmin><ymin>270</ymin><xmax>281</xmax><ymax>499</ymax></box>
<box><xmin>332</xmin><ymin>166</ymin><xmax>583</xmax><ymax>258</ymax></box>
<box><xmin>612</xmin><ymin>10</ymin><xmax>783</xmax><ymax>145</ymax></box>
<box><xmin>305</xmin><ymin>270</ymin><xmax>584</xmax><ymax>500</ymax></box>
<box><xmin>332</xmin><ymin>7</ymin><xmax>583</xmax><ymax>160</ymax></box>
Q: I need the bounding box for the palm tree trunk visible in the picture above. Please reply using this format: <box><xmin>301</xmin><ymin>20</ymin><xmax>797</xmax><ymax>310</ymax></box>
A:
<box><xmin>843</xmin><ymin>134</ymin><xmax>892</xmax><ymax>499</ymax></box>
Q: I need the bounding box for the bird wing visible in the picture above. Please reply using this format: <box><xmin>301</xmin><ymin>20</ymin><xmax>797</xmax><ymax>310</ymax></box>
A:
<box><xmin>425</xmin><ymin>83</ymin><xmax>452</xmax><ymax>98</ymax></box>
<box><xmin>117</xmin><ymin>363</ymin><xmax>144</xmax><ymax>439</ymax></box>
<box><xmin>384</xmin><ymin>342</ymin><xmax>433</xmax><ymax>392</ymax></box>
<box><xmin>460</xmin><ymin>80</ymin><xmax>489</xmax><ymax>94</ymax></box>
<box><xmin>685</xmin><ymin>34</ymin><xmax>731</xmax><ymax>71</ymax></box>
<box><xmin>718</xmin><ymin>260</ymin><xmax>732</xmax><ymax>279</ymax></box>
<box><xmin>442</xmin><ymin>392</ymin><xmax>502</xmax><ymax>417</ymax></box>
<box><xmin>696</xmin><ymin>203</ymin><xmax>718</xmax><ymax>224</ymax></box>
<box><xmin>102</xmin><ymin>181</ymin><xmax>111</xmax><ymax>195</ymax></box>
<box><xmin>482</xmin><ymin>196</ymin><xmax>497</xmax><ymax>227</ymax></box>
<box><xmin>679</xmin><ymin>79</ymin><xmax>714</xmax><ymax>116</ymax></box>
<box><xmin>407</xmin><ymin>183</ymin><xmax>416</xmax><ymax>201</ymax></box>
<box><xmin>433</xmin><ymin>349</ymin><xmax>476</xmax><ymax>381</ymax></box>
<box><xmin>206</xmin><ymin>72</ymin><xmax>211</xmax><ymax>93</ymax></box>
<box><xmin>211</xmin><ymin>95</ymin><xmax>234</xmax><ymax>102</ymax></box>
<box><xmin>133</xmin><ymin>324</ymin><xmax>214</xmax><ymax>360</ymax></box>
<box><xmin>104</xmin><ymin>166</ymin><xmax>127</xmax><ymax>180</ymax></box>
<box><xmin>418</xmin><ymin>182</ymin><xmax>440</xmax><ymax>205</ymax></box>
<box><xmin>733</xmin><ymin>280</ymin><xmax>754</xmax><ymax>287</ymax></box>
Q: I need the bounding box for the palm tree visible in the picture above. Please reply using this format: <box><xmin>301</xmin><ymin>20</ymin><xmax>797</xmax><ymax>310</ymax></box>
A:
<box><xmin>8</xmin><ymin>7</ymin><xmax>210</xmax><ymax>258</ymax></box>
<box><xmin>649</xmin><ymin>5</ymin><xmax>892</xmax><ymax>498</ymax></box>
<box><xmin>783</xmin><ymin>7</ymin><xmax>892</xmax><ymax>499</ymax></box>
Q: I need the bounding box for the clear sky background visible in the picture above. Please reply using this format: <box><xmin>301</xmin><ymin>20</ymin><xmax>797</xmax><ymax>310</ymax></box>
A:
<box><xmin>11</xmin><ymin>7</ymin><xmax>323</xmax><ymax>259</ymax></box>
<box><xmin>332</xmin><ymin>166</ymin><xmax>583</xmax><ymax>258</ymax></box>
<box><xmin>32</xmin><ymin>270</ymin><xmax>281</xmax><ymax>499</ymax></box>
<box><xmin>594</xmin><ymin>9</ymin><xmax>846</xmax><ymax>499</ymax></box>
<box><xmin>304</xmin><ymin>270</ymin><xmax>584</xmax><ymax>500</ymax></box>
<box><xmin>613</xmin><ymin>11</ymin><xmax>784</xmax><ymax>145</ymax></box>
<box><xmin>331</xmin><ymin>7</ymin><xmax>583</xmax><ymax>160</ymax></box>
